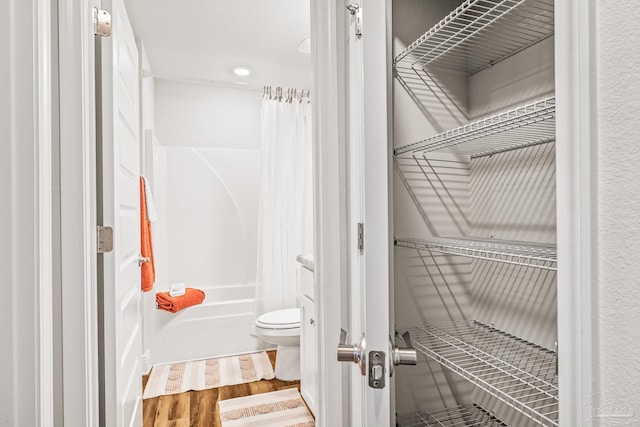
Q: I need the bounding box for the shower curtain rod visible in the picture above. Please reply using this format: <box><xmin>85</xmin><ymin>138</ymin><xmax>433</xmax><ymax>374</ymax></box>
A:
<box><xmin>262</xmin><ymin>85</ymin><xmax>310</xmax><ymax>102</ymax></box>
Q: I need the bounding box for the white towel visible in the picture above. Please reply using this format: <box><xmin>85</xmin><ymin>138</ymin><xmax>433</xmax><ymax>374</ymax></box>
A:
<box><xmin>142</xmin><ymin>176</ymin><xmax>159</xmax><ymax>223</ymax></box>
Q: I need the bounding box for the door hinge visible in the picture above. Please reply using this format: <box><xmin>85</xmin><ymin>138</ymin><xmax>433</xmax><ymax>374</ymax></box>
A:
<box><xmin>97</xmin><ymin>225</ymin><xmax>114</xmax><ymax>253</ymax></box>
<box><xmin>93</xmin><ymin>8</ymin><xmax>112</xmax><ymax>37</ymax></box>
<box><xmin>357</xmin><ymin>222</ymin><xmax>364</xmax><ymax>251</ymax></box>
<box><xmin>346</xmin><ymin>4</ymin><xmax>362</xmax><ymax>39</ymax></box>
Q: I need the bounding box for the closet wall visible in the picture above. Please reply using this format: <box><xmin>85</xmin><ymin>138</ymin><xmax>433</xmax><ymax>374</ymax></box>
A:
<box><xmin>597</xmin><ymin>0</ymin><xmax>640</xmax><ymax>408</ymax></box>
<box><xmin>144</xmin><ymin>80</ymin><xmax>267</xmax><ymax>365</ymax></box>
<box><xmin>392</xmin><ymin>1</ymin><xmax>557</xmax><ymax>425</ymax></box>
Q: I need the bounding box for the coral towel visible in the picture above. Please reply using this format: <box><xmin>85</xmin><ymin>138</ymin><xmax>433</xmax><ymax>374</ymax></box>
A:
<box><xmin>156</xmin><ymin>288</ymin><xmax>206</xmax><ymax>313</ymax></box>
<box><xmin>140</xmin><ymin>176</ymin><xmax>156</xmax><ymax>291</ymax></box>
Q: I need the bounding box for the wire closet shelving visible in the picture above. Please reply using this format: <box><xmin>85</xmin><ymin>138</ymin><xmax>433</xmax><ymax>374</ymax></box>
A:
<box><xmin>394</xmin><ymin>97</ymin><xmax>555</xmax><ymax>158</ymax></box>
<box><xmin>393</xmin><ymin>0</ymin><xmax>554</xmax><ymax>76</ymax></box>
<box><xmin>393</xmin><ymin>0</ymin><xmax>558</xmax><ymax>425</ymax></box>
<box><xmin>395</xmin><ymin>236</ymin><xmax>557</xmax><ymax>271</ymax></box>
<box><xmin>397</xmin><ymin>404</ymin><xmax>508</xmax><ymax>427</ymax></box>
<box><xmin>409</xmin><ymin>320</ymin><xmax>558</xmax><ymax>427</ymax></box>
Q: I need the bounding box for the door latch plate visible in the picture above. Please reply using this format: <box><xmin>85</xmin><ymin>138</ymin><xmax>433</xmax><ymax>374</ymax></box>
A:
<box><xmin>368</xmin><ymin>351</ymin><xmax>386</xmax><ymax>389</ymax></box>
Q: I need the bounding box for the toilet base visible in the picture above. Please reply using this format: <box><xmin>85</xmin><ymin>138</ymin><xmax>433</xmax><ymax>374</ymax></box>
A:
<box><xmin>274</xmin><ymin>344</ymin><xmax>300</xmax><ymax>381</ymax></box>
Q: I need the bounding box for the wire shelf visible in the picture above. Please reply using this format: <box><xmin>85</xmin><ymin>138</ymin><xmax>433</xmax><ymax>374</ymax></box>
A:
<box><xmin>394</xmin><ymin>0</ymin><xmax>554</xmax><ymax>76</ymax></box>
<box><xmin>409</xmin><ymin>320</ymin><xmax>558</xmax><ymax>426</ymax></box>
<box><xmin>394</xmin><ymin>97</ymin><xmax>555</xmax><ymax>157</ymax></box>
<box><xmin>397</xmin><ymin>403</ymin><xmax>508</xmax><ymax>427</ymax></box>
<box><xmin>395</xmin><ymin>236</ymin><xmax>556</xmax><ymax>271</ymax></box>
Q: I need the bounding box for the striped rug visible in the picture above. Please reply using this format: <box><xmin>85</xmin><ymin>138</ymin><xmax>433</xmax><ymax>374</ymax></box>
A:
<box><xmin>143</xmin><ymin>351</ymin><xmax>275</xmax><ymax>399</ymax></box>
<box><xmin>218</xmin><ymin>388</ymin><xmax>314</xmax><ymax>427</ymax></box>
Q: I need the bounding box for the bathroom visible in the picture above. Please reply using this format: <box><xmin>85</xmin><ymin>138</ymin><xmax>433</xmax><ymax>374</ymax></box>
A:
<box><xmin>123</xmin><ymin>0</ymin><xmax>316</xmax><ymax>423</ymax></box>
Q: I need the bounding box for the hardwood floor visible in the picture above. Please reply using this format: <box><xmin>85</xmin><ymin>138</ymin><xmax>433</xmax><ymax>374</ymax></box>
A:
<box><xmin>142</xmin><ymin>350</ymin><xmax>301</xmax><ymax>427</ymax></box>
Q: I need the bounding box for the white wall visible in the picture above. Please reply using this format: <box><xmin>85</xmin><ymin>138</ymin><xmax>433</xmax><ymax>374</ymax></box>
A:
<box><xmin>0</xmin><ymin>2</ymin><xmax>14</xmax><ymax>421</ymax></box>
<box><xmin>155</xmin><ymin>80</ymin><xmax>261</xmax><ymax>150</ymax></box>
<box><xmin>596</xmin><ymin>0</ymin><xmax>640</xmax><ymax>415</ymax></box>
<box><xmin>145</xmin><ymin>80</ymin><xmax>266</xmax><ymax>364</ymax></box>
<box><xmin>0</xmin><ymin>0</ymin><xmax>49</xmax><ymax>425</ymax></box>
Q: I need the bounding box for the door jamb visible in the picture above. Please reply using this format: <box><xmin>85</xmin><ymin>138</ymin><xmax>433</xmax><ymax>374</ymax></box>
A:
<box><xmin>37</xmin><ymin>0</ymin><xmax>54</xmax><ymax>423</ymax></box>
<box><xmin>555</xmin><ymin>0</ymin><xmax>598</xmax><ymax>425</ymax></box>
<box><xmin>311</xmin><ymin>0</ymin><xmax>349</xmax><ymax>426</ymax></box>
<box><xmin>57</xmin><ymin>0</ymin><xmax>101</xmax><ymax>425</ymax></box>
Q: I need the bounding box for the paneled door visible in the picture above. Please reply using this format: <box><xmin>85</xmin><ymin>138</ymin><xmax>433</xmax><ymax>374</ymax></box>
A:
<box><xmin>98</xmin><ymin>0</ymin><xmax>143</xmax><ymax>425</ymax></box>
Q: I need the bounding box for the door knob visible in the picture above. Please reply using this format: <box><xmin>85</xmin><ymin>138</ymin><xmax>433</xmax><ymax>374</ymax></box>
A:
<box><xmin>389</xmin><ymin>330</ymin><xmax>417</xmax><ymax>377</ymax></box>
<box><xmin>337</xmin><ymin>328</ymin><xmax>367</xmax><ymax>375</ymax></box>
<box><xmin>392</xmin><ymin>331</ymin><xmax>417</xmax><ymax>366</ymax></box>
<box><xmin>137</xmin><ymin>255</ymin><xmax>150</xmax><ymax>266</ymax></box>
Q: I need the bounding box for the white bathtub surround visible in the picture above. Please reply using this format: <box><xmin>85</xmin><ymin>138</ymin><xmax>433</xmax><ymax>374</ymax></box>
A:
<box><xmin>143</xmin><ymin>83</ymin><xmax>267</xmax><ymax>367</ymax></box>
<box><xmin>148</xmin><ymin>145</ymin><xmax>263</xmax><ymax>364</ymax></box>
<box><xmin>154</xmin><ymin>146</ymin><xmax>261</xmax><ymax>286</ymax></box>
<box><xmin>253</xmin><ymin>94</ymin><xmax>314</xmax><ymax>323</ymax></box>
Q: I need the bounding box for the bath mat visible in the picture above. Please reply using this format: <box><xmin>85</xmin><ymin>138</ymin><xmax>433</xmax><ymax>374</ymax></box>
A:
<box><xmin>218</xmin><ymin>388</ymin><xmax>314</xmax><ymax>427</ymax></box>
<box><xmin>143</xmin><ymin>351</ymin><xmax>275</xmax><ymax>399</ymax></box>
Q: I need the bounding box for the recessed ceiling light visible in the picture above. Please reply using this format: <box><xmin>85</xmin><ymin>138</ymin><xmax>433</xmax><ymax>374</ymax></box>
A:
<box><xmin>232</xmin><ymin>66</ymin><xmax>252</xmax><ymax>77</ymax></box>
<box><xmin>298</xmin><ymin>38</ymin><xmax>311</xmax><ymax>55</ymax></box>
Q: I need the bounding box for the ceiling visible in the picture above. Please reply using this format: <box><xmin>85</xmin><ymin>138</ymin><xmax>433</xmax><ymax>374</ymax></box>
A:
<box><xmin>123</xmin><ymin>0</ymin><xmax>312</xmax><ymax>89</ymax></box>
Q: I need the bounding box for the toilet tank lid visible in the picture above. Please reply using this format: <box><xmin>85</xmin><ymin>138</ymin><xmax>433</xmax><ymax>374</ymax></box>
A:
<box><xmin>256</xmin><ymin>308</ymin><xmax>301</xmax><ymax>326</ymax></box>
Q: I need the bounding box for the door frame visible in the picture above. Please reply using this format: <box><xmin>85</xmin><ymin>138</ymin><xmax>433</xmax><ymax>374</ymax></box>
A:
<box><xmin>4</xmin><ymin>0</ymin><xmax>54</xmax><ymax>424</ymax></box>
<box><xmin>36</xmin><ymin>0</ymin><xmax>54</xmax><ymax>423</ymax></box>
<box><xmin>50</xmin><ymin>0</ymin><xmax>600</xmax><ymax>426</ymax></box>
<box><xmin>310</xmin><ymin>1</ymin><xmax>348</xmax><ymax>426</ymax></box>
<box><xmin>57</xmin><ymin>0</ymin><xmax>101</xmax><ymax>425</ymax></box>
<box><xmin>555</xmin><ymin>0</ymin><xmax>599</xmax><ymax>425</ymax></box>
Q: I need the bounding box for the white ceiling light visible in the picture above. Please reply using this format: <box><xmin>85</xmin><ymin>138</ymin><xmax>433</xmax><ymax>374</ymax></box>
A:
<box><xmin>297</xmin><ymin>38</ymin><xmax>311</xmax><ymax>55</ymax></box>
<box><xmin>232</xmin><ymin>66</ymin><xmax>252</xmax><ymax>77</ymax></box>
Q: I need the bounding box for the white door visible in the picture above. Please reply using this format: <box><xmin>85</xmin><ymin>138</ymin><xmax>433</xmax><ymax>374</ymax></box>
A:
<box><xmin>98</xmin><ymin>1</ymin><xmax>143</xmax><ymax>426</ymax></box>
<box><xmin>340</xmin><ymin>1</ymin><xmax>395</xmax><ymax>425</ymax></box>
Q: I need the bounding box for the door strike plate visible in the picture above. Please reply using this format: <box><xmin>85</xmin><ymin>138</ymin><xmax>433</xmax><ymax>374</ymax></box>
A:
<box><xmin>368</xmin><ymin>351</ymin><xmax>386</xmax><ymax>389</ymax></box>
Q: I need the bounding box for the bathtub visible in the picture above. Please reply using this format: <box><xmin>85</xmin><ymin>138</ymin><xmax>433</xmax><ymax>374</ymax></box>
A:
<box><xmin>144</xmin><ymin>283</ymin><xmax>269</xmax><ymax>366</ymax></box>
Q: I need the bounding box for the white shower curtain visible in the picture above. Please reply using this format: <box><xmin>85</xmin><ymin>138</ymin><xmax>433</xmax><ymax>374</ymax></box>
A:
<box><xmin>253</xmin><ymin>95</ymin><xmax>313</xmax><ymax>324</ymax></box>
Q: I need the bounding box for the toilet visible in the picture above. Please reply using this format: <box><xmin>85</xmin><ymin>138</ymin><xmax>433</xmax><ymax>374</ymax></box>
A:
<box><xmin>254</xmin><ymin>308</ymin><xmax>301</xmax><ymax>381</ymax></box>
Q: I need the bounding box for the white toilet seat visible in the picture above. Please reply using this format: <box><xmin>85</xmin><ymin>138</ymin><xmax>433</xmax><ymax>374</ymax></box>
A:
<box><xmin>256</xmin><ymin>308</ymin><xmax>300</xmax><ymax>329</ymax></box>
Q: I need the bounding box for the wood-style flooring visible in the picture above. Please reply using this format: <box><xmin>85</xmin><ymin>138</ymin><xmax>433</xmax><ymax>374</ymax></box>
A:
<box><xmin>142</xmin><ymin>350</ymin><xmax>301</xmax><ymax>427</ymax></box>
